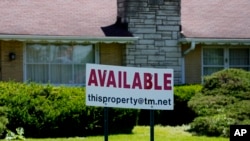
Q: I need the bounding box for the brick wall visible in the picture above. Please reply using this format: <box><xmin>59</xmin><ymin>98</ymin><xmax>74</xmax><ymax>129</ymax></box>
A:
<box><xmin>117</xmin><ymin>0</ymin><xmax>182</xmax><ymax>84</ymax></box>
<box><xmin>0</xmin><ymin>41</ymin><xmax>23</xmax><ymax>82</ymax></box>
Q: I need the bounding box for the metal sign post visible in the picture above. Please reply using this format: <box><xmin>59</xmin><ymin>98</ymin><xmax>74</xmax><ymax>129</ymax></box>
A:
<box><xmin>104</xmin><ymin>107</ymin><xmax>109</xmax><ymax>141</ymax></box>
<box><xmin>150</xmin><ymin>110</ymin><xmax>154</xmax><ymax>141</ymax></box>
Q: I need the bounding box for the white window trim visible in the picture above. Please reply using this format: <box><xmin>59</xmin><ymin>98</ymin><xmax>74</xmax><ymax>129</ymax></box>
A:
<box><xmin>23</xmin><ymin>43</ymin><xmax>99</xmax><ymax>86</ymax></box>
<box><xmin>202</xmin><ymin>46</ymin><xmax>250</xmax><ymax>77</ymax></box>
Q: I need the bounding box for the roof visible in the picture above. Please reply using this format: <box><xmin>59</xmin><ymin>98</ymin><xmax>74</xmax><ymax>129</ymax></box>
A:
<box><xmin>181</xmin><ymin>0</ymin><xmax>250</xmax><ymax>39</ymax></box>
<box><xmin>0</xmin><ymin>0</ymin><xmax>116</xmax><ymax>37</ymax></box>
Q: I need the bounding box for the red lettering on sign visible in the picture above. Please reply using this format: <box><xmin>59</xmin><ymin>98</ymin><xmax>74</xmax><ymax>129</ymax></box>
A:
<box><xmin>107</xmin><ymin>70</ymin><xmax>116</xmax><ymax>87</ymax></box>
<box><xmin>132</xmin><ymin>72</ymin><xmax>142</xmax><ymax>89</ymax></box>
<box><xmin>164</xmin><ymin>73</ymin><xmax>172</xmax><ymax>90</ymax></box>
<box><xmin>88</xmin><ymin>69</ymin><xmax>98</xmax><ymax>86</ymax></box>
<box><xmin>154</xmin><ymin>73</ymin><xmax>162</xmax><ymax>90</ymax></box>
<box><xmin>87</xmin><ymin>68</ymin><xmax>172</xmax><ymax>91</ymax></box>
<box><xmin>98</xmin><ymin>69</ymin><xmax>107</xmax><ymax>86</ymax></box>
<box><xmin>123</xmin><ymin>71</ymin><xmax>130</xmax><ymax>88</ymax></box>
<box><xmin>144</xmin><ymin>73</ymin><xmax>152</xmax><ymax>89</ymax></box>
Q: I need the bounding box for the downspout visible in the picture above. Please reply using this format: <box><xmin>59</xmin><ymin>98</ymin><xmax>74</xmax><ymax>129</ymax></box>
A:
<box><xmin>182</xmin><ymin>41</ymin><xmax>196</xmax><ymax>84</ymax></box>
<box><xmin>184</xmin><ymin>41</ymin><xmax>196</xmax><ymax>55</ymax></box>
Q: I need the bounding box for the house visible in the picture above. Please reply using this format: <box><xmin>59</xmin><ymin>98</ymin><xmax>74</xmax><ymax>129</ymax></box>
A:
<box><xmin>0</xmin><ymin>0</ymin><xmax>137</xmax><ymax>85</ymax></box>
<box><xmin>118</xmin><ymin>0</ymin><xmax>250</xmax><ymax>84</ymax></box>
<box><xmin>181</xmin><ymin>0</ymin><xmax>250</xmax><ymax>83</ymax></box>
<box><xmin>1</xmin><ymin>0</ymin><xmax>248</xmax><ymax>85</ymax></box>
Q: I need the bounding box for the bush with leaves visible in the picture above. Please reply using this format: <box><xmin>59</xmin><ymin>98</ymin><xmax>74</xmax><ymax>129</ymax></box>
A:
<box><xmin>0</xmin><ymin>106</ymin><xmax>8</xmax><ymax>138</ymax></box>
<box><xmin>188</xmin><ymin>69</ymin><xmax>250</xmax><ymax>137</ymax></box>
<box><xmin>188</xmin><ymin>114</ymin><xmax>236</xmax><ymax>137</ymax></box>
<box><xmin>5</xmin><ymin>127</ymin><xmax>25</xmax><ymax>140</ymax></box>
<box><xmin>202</xmin><ymin>68</ymin><xmax>250</xmax><ymax>97</ymax></box>
<box><xmin>138</xmin><ymin>85</ymin><xmax>202</xmax><ymax>126</ymax></box>
<box><xmin>0</xmin><ymin>82</ymin><xmax>137</xmax><ymax>138</ymax></box>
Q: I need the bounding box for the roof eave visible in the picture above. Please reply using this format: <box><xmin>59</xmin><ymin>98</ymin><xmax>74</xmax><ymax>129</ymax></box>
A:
<box><xmin>179</xmin><ymin>37</ymin><xmax>250</xmax><ymax>45</ymax></box>
<box><xmin>0</xmin><ymin>34</ymin><xmax>139</xmax><ymax>44</ymax></box>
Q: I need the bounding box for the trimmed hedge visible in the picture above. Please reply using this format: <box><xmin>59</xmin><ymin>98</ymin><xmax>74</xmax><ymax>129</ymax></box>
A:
<box><xmin>0</xmin><ymin>82</ymin><xmax>137</xmax><ymax>138</ymax></box>
<box><xmin>0</xmin><ymin>106</ymin><xmax>8</xmax><ymax>138</ymax></box>
<box><xmin>0</xmin><ymin>81</ymin><xmax>203</xmax><ymax>138</ymax></box>
<box><xmin>188</xmin><ymin>69</ymin><xmax>250</xmax><ymax>137</ymax></box>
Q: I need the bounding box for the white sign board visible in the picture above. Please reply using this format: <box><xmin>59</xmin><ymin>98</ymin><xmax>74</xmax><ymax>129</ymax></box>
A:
<box><xmin>86</xmin><ymin>64</ymin><xmax>174</xmax><ymax>110</ymax></box>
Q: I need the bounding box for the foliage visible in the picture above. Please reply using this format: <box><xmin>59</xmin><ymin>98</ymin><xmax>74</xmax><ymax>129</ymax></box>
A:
<box><xmin>189</xmin><ymin>115</ymin><xmax>236</xmax><ymax>137</ymax></box>
<box><xmin>188</xmin><ymin>94</ymin><xmax>238</xmax><ymax>116</ymax></box>
<box><xmin>174</xmin><ymin>85</ymin><xmax>202</xmax><ymax>102</ymax></box>
<box><xmin>5</xmin><ymin>127</ymin><xmax>25</xmax><ymax>140</ymax></box>
<box><xmin>188</xmin><ymin>69</ymin><xmax>250</xmax><ymax>137</ymax></box>
<box><xmin>202</xmin><ymin>68</ymin><xmax>250</xmax><ymax>97</ymax></box>
<box><xmin>0</xmin><ymin>107</ymin><xmax>8</xmax><ymax>138</ymax></box>
<box><xmin>138</xmin><ymin>85</ymin><xmax>202</xmax><ymax>126</ymax></box>
<box><xmin>225</xmin><ymin>100</ymin><xmax>250</xmax><ymax>122</ymax></box>
<box><xmin>0</xmin><ymin>82</ymin><xmax>137</xmax><ymax>138</ymax></box>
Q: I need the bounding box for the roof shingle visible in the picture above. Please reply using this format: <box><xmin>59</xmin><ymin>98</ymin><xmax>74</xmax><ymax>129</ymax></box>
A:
<box><xmin>0</xmin><ymin>0</ymin><xmax>117</xmax><ymax>37</ymax></box>
<box><xmin>181</xmin><ymin>0</ymin><xmax>250</xmax><ymax>39</ymax></box>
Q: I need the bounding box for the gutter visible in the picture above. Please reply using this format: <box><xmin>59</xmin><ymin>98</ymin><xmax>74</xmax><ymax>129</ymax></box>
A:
<box><xmin>0</xmin><ymin>35</ymin><xmax>139</xmax><ymax>44</ymax></box>
<box><xmin>179</xmin><ymin>38</ymin><xmax>250</xmax><ymax>45</ymax></box>
<box><xmin>183</xmin><ymin>41</ymin><xmax>196</xmax><ymax>55</ymax></box>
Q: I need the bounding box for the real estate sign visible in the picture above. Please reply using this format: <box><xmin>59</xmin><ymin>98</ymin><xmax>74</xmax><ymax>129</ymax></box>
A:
<box><xmin>86</xmin><ymin>64</ymin><xmax>174</xmax><ymax>110</ymax></box>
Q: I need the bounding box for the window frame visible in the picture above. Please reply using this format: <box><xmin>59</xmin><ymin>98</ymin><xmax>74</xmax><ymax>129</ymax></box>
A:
<box><xmin>202</xmin><ymin>46</ymin><xmax>250</xmax><ymax>77</ymax></box>
<box><xmin>23</xmin><ymin>43</ymin><xmax>99</xmax><ymax>86</ymax></box>
<box><xmin>202</xmin><ymin>47</ymin><xmax>225</xmax><ymax>76</ymax></box>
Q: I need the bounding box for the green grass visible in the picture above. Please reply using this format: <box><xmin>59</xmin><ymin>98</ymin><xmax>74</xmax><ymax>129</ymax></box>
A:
<box><xmin>1</xmin><ymin>125</ymin><xmax>229</xmax><ymax>141</ymax></box>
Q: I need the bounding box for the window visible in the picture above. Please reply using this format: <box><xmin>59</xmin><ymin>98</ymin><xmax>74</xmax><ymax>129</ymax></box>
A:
<box><xmin>25</xmin><ymin>44</ymin><xmax>96</xmax><ymax>85</ymax></box>
<box><xmin>229</xmin><ymin>48</ymin><xmax>250</xmax><ymax>70</ymax></box>
<box><xmin>203</xmin><ymin>47</ymin><xmax>250</xmax><ymax>76</ymax></box>
<box><xmin>203</xmin><ymin>48</ymin><xmax>224</xmax><ymax>75</ymax></box>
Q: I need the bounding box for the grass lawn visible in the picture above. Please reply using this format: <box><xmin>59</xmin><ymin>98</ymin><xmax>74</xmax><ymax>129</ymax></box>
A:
<box><xmin>1</xmin><ymin>125</ymin><xmax>229</xmax><ymax>141</ymax></box>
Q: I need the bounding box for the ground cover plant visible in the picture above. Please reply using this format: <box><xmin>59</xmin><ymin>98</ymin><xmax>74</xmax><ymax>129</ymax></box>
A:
<box><xmin>188</xmin><ymin>68</ymin><xmax>250</xmax><ymax>137</ymax></box>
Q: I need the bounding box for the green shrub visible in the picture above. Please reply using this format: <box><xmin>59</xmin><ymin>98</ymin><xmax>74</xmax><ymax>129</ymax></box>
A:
<box><xmin>202</xmin><ymin>68</ymin><xmax>250</xmax><ymax>96</ymax></box>
<box><xmin>0</xmin><ymin>82</ymin><xmax>137</xmax><ymax>138</ymax></box>
<box><xmin>109</xmin><ymin>108</ymin><xmax>137</xmax><ymax>134</ymax></box>
<box><xmin>174</xmin><ymin>85</ymin><xmax>202</xmax><ymax>102</ymax></box>
<box><xmin>0</xmin><ymin>106</ymin><xmax>8</xmax><ymax>138</ymax></box>
<box><xmin>189</xmin><ymin>114</ymin><xmax>236</xmax><ymax>137</ymax></box>
<box><xmin>188</xmin><ymin>68</ymin><xmax>250</xmax><ymax>137</ymax></box>
<box><xmin>138</xmin><ymin>85</ymin><xmax>202</xmax><ymax>126</ymax></box>
<box><xmin>225</xmin><ymin>100</ymin><xmax>250</xmax><ymax>121</ymax></box>
<box><xmin>188</xmin><ymin>94</ymin><xmax>238</xmax><ymax>116</ymax></box>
